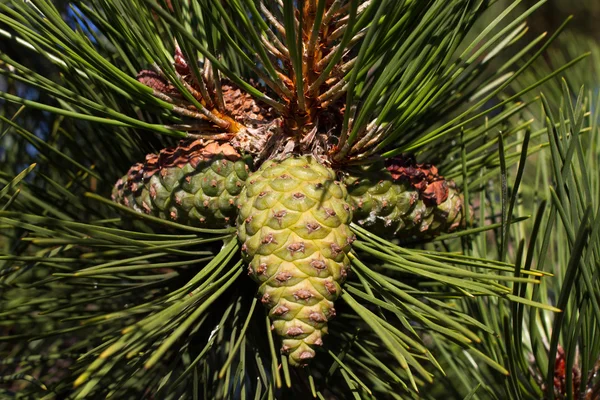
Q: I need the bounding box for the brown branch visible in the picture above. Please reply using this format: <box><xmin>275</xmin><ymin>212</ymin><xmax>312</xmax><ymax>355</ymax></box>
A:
<box><xmin>148</xmin><ymin>89</ymin><xmax>233</xmax><ymax>131</ymax></box>
<box><xmin>260</xmin><ymin>2</ymin><xmax>287</xmax><ymax>37</ymax></box>
<box><xmin>351</xmin><ymin>122</ymin><xmax>386</xmax><ymax>155</ymax></box>
<box><xmin>172</xmin><ymin>46</ymin><xmax>215</xmax><ymax>110</ymax></box>
<box><xmin>318</xmin><ymin>79</ymin><xmax>347</xmax><ymax>104</ymax></box>
<box><xmin>261</xmin><ymin>34</ymin><xmax>289</xmax><ymax>61</ymax></box>
<box><xmin>186</xmin><ymin>132</ymin><xmax>234</xmax><ymax>140</ymax></box>
<box><xmin>178</xmin><ymin>72</ymin><xmax>212</xmax><ymax>109</ymax></box>
<box><xmin>204</xmin><ymin>60</ymin><xmax>225</xmax><ymax>112</ymax></box>
<box><xmin>322</xmin><ymin>0</ymin><xmax>343</xmax><ymax>26</ymax></box>
<box><xmin>257</xmin><ymin>68</ymin><xmax>294</xmax><ymax>101</ymax></box>
<box><xmin>333</xmin><ymin>104</ymin><xmax>359</xmax><ymax>161</ymax></box>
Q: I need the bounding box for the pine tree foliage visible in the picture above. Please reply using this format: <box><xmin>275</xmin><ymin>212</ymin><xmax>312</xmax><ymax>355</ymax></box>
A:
<box><xmin>0</xmin><ymin>0</ymin><xmax>591</xmax><ymax>399</ymax></box>
<box><xmin>422</xmin><ymin>32</ymin><xmax>600</xmax><ymax>400</ymax></box>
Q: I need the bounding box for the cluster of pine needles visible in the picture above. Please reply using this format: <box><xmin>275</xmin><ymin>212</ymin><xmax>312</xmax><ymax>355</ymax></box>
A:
<box><xmin>0</xmin><ymin>0</ymin><xmax>599</xmax><ymax>399</ymax></box>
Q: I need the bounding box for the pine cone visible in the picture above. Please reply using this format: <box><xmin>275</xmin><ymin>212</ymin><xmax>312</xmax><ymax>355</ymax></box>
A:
<box><xmin>344</xmin><ymin>158</ymin><xmax>467</xmax><ymax>238</ymax></box>
<box><xmin>237</xmin><ymin>156</ymin><xmax>354</xmax><ymax>366</ymax></box>
<box><xmin>112</xmin><ymin>141</ymin><xmax>251</xmax><ymax>228</ymax></box>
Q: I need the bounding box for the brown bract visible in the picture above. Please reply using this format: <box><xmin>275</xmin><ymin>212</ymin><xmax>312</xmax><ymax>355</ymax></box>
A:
<box><xmin>221</xmin><ymin>84</ymin><xmax>274</xmax><ymax>126</ymax></box>
<box><xmin>546</xmin><ymin>344</ymin><xmax>583</xmax><ymax>399</ymax></box>
<box><xmin>135</xmin><ymin>44</ymin><xmax>274</xmax><ymax>138</ymax></box>
<box><xmin>386</xmin><ymin>156</ymin><xmax>450</xmax><ymax>206</ymax></box>
<box><xmin>137</xmin><ymin>70</ymin><xmax>178</xmax><ymax>95</ymax></box>
<box><xmin>120</xmin><ymin>141</ymin><xmax>240</xmax><ymax>184</ymax></box>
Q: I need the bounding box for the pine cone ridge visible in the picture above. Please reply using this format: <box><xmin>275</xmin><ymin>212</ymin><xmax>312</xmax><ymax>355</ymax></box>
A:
<box><xmin>112</xmin><ymin>141</ymin><xmax>251</xmax><ymax>228</ymax></box>
<box><xmin>237</xmin><ymin>156</ymin><xmax>354</xmax><ymax>366</ymax></box>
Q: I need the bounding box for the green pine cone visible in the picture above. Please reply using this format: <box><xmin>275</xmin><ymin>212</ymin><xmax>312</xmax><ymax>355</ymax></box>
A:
<box><xmin>344</xmin><ymin>162</ymin><xmax>466</xmax><ymax>238</ymax></box>
<box><xmin>237</xmin><ymin>156</ymin><xmax>354</xmax><ymax>366</ymax></box>
<box><xmin>113</xmin><ymin>141</ymin><xmax>251</xmax><ymax>228</ymax></box>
